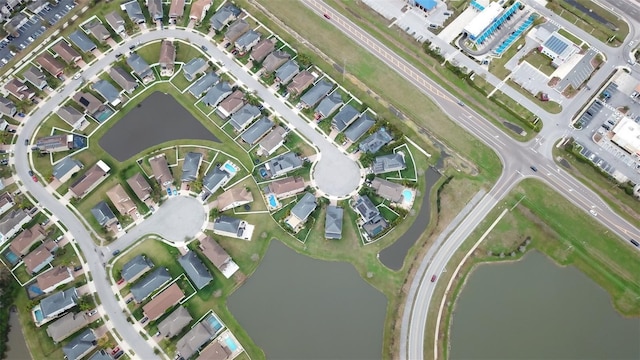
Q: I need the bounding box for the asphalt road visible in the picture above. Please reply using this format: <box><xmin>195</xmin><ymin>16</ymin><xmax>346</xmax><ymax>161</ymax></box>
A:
<box><xmin>297</xmin><ymin>0</ymin><xmax>640</xmax><ymax>359</ymax></box>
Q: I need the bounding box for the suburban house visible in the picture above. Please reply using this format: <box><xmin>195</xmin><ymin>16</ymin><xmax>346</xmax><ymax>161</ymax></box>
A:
<box><xmin>300</xmin><ymin>80</ymin><xmax>333</xmax><ymax>108</ymax></box>
<box><xmin>262</xmin><ymin>50</ymin><xmax>290</xmax><ymax>74</ymax></box>
<box><xmin>57</xmin><ymin>106</ymin><xmax>86</xmax><ymax>129</ymax></box>
<box><xmin>202</xmin><ymin>82</ymin><xmax>232</xmax><ymax>108</ymax></box>
<box><xmin>199</xmin><ymin>339</ymin><xmax>233</xmax><ymax>360</ymax></box>
<box><xmin>202</xmin><ymin>166</ymin><xmax>231</xmax><ymax>194</ymax></box>
<box><xmin>0</xmin><ymin>193</ymin><xmax>13</xmax><ymax>217</ymax></box>
<box><xmin>212</xmin><ymin>187</ymin><xmax>253</xmax><ymax>212</ymax></box>
<box><xmin>127</xmin><ymin>54</ymin><xmax>155</xmax><ymax>84</ymax></box>
<box><xmin>0</xmin><ymin>209</ymin><xmax>32</xmax><ymax>244</ymax></box>
<box><xmin>181</xmin><ymin>152</ymin><xmax>203</xmax><ymax>182</ymax></box>
<box><xmin>209</xmin><ymin>3</ymin><xmax>241</xmax><ymax>31</ymax></box>
<box><xmin>122</xmin><ymin>0</ymin><xmax>145</xmax><ymax>24</ymax></box>
<box><xmin>36</xmin><ymin>53</ymin><xmax>64</xmax><ymax>77</ymax></box>
<box><xmin>149</xmin><ymin>154</ymin><xmax>174</xmax><ymax>188</ymax></box>
<box><xmin>199</xmin><ymin>236</ymin><xmax>239</xmax><ymax>278</ymax></box>
<box><xmin>130</xmin><ymin>267</ymin><xmax>171</xmax><ymax>303</ymax></box>
<box><xmin>72</xmin><ymin>92</ymin><xmax>104</xmax><ymax>116</ymax></box>
<box><xmin>147</xmin><ymin>0</ymin><xmax>164</xmax><ymax>21</ymax></box>
<box><xmin>354</xmin><ymin>195</ymin><xmax>389</xmax><ymax>238</ymax></box>
<box><xmin>183</xmin><ymin>58</ymin><xmax>208</xmax><ymax>81</ymax></box>
<box><xmin>35</xmin><ymin>134</ymin><xmax>74</xmax><ymax>153</ymax></box>
<box><xmin>90</xmin><ymin>201</ymin><xmax>118</xmax><ymax>230</ymax></box>
<box><xmin>285</xmin><ymin>192</ymin><xmax>317</xmax><ymax>230</ymax></box>
<box><xmin>86</xmin><ymin>21</ymin><xmax>111</xmax><ymax>43</ymax></box>
<box><xmin>120</xmin><ymin>255</ymin><xmax>154</xmax><ymax>283</ymax></box>
<box><xmin>109</xmin><ymin>67</ymin><xmax>138</xmax><ymax>94</ymax></box>
<box><xmin>332</xmin><ymin>104</ymin><xmax>360</xmax><ymax>132</ymax></box>
<box><xmin>4</xmin><ymin>78</ymin><xmax>35</xmax><ymax>101</ymax></box>
<box><xmin>92</xmin><ymin>80</ymin><xmax>121</xmax><ymax>106</ymax></box>
<box><xmin>217</xmin><ymin>89</ymin><xmax>245</xmax><ymax>118</ymax></box>
<box><xmin>240</xmin><ymin>116</ymin><xmax>273</xmax><ymax>145</ymax></box>
<box><xmin>325</xmin><ymin>205</ymin><xmax>344</xmax><ymax>239</ymax></box>
<box><xmin>9</xmin><ymin>223</ymin><xmax>47</xmax><ymax>256</ymax></box>
<box><xmin>23</xmin><ymin>66</ymin><xmax>48</xmax><ymax>90</ymax></box>
<box><xmin>212</xmin><ymin>215</ymin><xmax>248</xmax><ymax>239</ymax></box>
<box><xmin>159</xmin><ymin>40</ymin><xmax>176</xmax><ymax>77</ymax></box>
<box><xmin>157</xmin><ymin>306</ymin><xmax>192</xmax><ymax>339</ymax></box>
<box><xmin>264</xmin><ymin>176</ymin><xmax>305</xmax><ymax>199</ymax></box>
<box><xmin>372</xmin><ymin>153</ymin><xmax>406</xmax><ymax>174</ymax></box>
<box><xmin>24</xmin><ymin>239</ymin><xmax>58</xmax><ymax>273</ymax></box>
<box><xmin>46</xmin><ymin>312</ymin><xmax>88</xmax><ymax>343</ymax></box>
<box><xmin>223</xmin><ymin>18</ymin><xmax>249</xmax><ymax>44</ymax></box>
<box><xmin>258</xmin><ymin>126</ymin><xmax>286</xmax><ymax>156</ymax></box>
<box><xmin>359</xmin><ymin>128</ymin><xmax>393</xmax><ymax>153</ymax></box>
<box><xmin>39</xmin><ymin>287</ymin><xmax>78</xmax><ymax>321</ymax></box>
<box><xmin>234</xmin><ymin>29</ymin><xmax>260</xmax><ymax>53</ymax></box>
<box><xmin>142</xmin><ymin>283</ymin><xmax>185</xmax><ymax>321</ymax></box>
<box><xmin>265</xmin><ymin>152</ymin><xmax>303</xmax><ymax>178</ymax></box>
<box><xmin>69</xmin><ymin>161</ymin><xmax>111</xmax><ymax>198</ymax></box>
<box><xmin>53</xmin><ymin>157</ymin><xmax>83</xmax><ymax>183</ymax></box>
<box><xmin>250</xmin><ymin>38</ymin><xmax>275</xmax><ymax>63</ymax></box>
<box><xmin>275</xmin><ymin>62</ymin><xmax>300</xmax><ymax>88</ymax></box>
<box><xmin>62</xmin><ymin>328</ymin><xmax>97</xmax><ymax>360</ymax></box>
<box><xmin>344</xmin><ymin>112</ymin><xmax>376</xmax><ymax>142</ymax></box>
<box><xmin>52</xmin><ymin>40</ymin><xmax>82</xmax><ymax>64</ymax></box>
<box><xmin>178</xmin><ymin>251</ymin><xmax>213</xmax><ymax>289</ymax></box>
<box><xmin>89</xmin><ymin>349</ymin><xmax>112</xmax><ymax>360</ymax></box>
<box><xmin>106</xmin><ymin>183</ymin><xmax>137</xmax><ymax>216</ymax></box>
<box><xmin>189</xmin><ymin>0</ymin><xmax>211</xmax><ymax>23</ymax></box>
<box><xmin>127</xmin><ymin>173</ymin><xmax>153</xmax><ymax>204</ymax></box>
<box><xmin>105</xmin><ymin>11</ymin><xmax>126</xmax><ymax>34</ymax></box>
<box><xmin>36</xmin><ymin>266</ymin><xmax>74</xmax><ymax>294</ymax></box>
<box><xmin>315</xmin><ymin>92</ymin><xmax>343</xmax><ymax>119</ymax></box>
<box><xmin>189</xmin><ymin>72</ymin><xmax>219</xmax><ymax>98</ymax></box>
<box><xmin>169</xmin><ymin>0</ymin><xmax>185</xmax><ymax>20</ymax></box>
<box><xmin>4</xmin><ymin>14</ymin><xmax>27</xmax><ymax>37</ymax></box>
<box><xmin>176</xmin><ymin>320</ymin><xmax>217</xmax><ymax>359</ymax></box>
<box><xmin>229</xmin><ymin>103</ymin><xmax>260</xmax><ymax>131</ymax></box>
<box><xmin>68</xmin><ymin>30</ymin><xmax>97</xmax><ymax>53</ymax></box>
<box><xmin>371</xmin><ymin>177</ymin><xmax>405</xmax><ymax>203</ymax></box>
<box><xmin>0</xmin><ymin>97</ymin><xmax>16</xmax><ymax>117</ymax></box>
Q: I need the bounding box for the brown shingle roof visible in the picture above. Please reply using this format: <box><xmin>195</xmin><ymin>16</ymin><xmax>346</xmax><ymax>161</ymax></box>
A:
<box><xmin>52</xmin><ymin>41</ymin><xmax>81</xmax><ymax>63</ymax></box>
<box><xmin>9</xmin><ymin>224</ymin><xmax>46</xmax><ymax>256</ymax></box>
<box><xmin>214</xmin><ymin>187</ymin><xmax>253</xmax><ymax>211</ymax></box>
<box><xmin>189</xmin><ymin>0</ymin><xmax>211</xmax><ymax>22</ymax></box>
<box><xmin>24</xmin><ymin>239</ymin><xmax>57</xmax><ymax>273</ymax></box>
<box><xmin>217</xmin><ymin>89</ymin><xmax>244</xmax><ymax>115</ymax></box>
<box><xmin>287</xmin><ymin>71</ymin><xmax>315</xmax><ymax>95</ymax></box>
<box><xmin>105</xmin><ymin>183</ymin><xmax>136</xmax><ymax>215</ymax></box>
<box><xmin>149</xmin><ymin>154</ymin><xmax>173</xmax><ymax>186</ymax></box>
<box><xmin>72</xmin><ymin>92</ymin><xmax>103</xmax><ymax>114</ymax></box>
<box><xmin>250</xmin><ymin>38</ymin><xmax>275</xmax><ymax>63</ymax></box>
<box><xmin>127</xmin><ymin>173</ymin><xmax>152</xmax><ymax>201</ymax></box>
<box><xmin>36</xmin><ymin>266</ymin><xmax>73</xmax><ymax>292</ymax></box>
<box><xmin>36</xmin><ymin>53</ymin><xmax>64</xmax><ymax>76</ymax></box>
<box><xmin>199</xmin><ymin>236</ymin><xmax>230</xmax><ymax>270</ymax></box>
<box><xmin>4</xmin><ymin>78</ymin><xmax>34</xmax><ymax>100</ymax></box>
<box><xmin>197</xmin><ymin>340</ymin><xmax>231</xmax><ymax>360</ymax></box>
<box><xmin>69</xmin><ymin>162</ymin><xmax>109</xmax><ymax>198</ymax></box>
<box><xmin>267</xmin><ymin>176</ymin><xmax>305</xmax><ymax>198</ymax></box>
<box><xmin>169</xmin><ymin>0</ymin><xmax>185</xmax><ymax>18</ymax></box>
<box><xmin>159</xmin><ymin>41</ymin><xmax>176</xmax><ymax>66</ymax></box>
<box><xmin>142</xmin><ymin>283</ymin><xmax>185</xmax><ymax>321</ymax></box>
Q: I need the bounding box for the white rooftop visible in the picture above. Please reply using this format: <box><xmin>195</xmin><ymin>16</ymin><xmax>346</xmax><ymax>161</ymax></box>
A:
<box><xmin>612</xmin><ymin>116</ymin><xmax>640</xmax><ymax>155</ymax></box>
<box><xmin>463</xmin><ymin>2</ymin><xmax>503</xmax><ymax>38</ymax></box>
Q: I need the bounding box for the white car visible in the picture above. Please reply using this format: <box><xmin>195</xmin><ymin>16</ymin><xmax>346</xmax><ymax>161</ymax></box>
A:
<box><xmin>72</xmin><ymin>73</ymin><xmax>81</xmax><ymax>80</ymax></box>
<box><xmin>589</xmin><ymin>209</ymin><xmax>597</xmax><ymax>217</ymax></box>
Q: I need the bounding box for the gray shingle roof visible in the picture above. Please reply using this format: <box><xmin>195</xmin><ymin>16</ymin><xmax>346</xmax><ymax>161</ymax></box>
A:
<box><xmin>315</xmin><ymin>92</ymin><xmax>343</xmax><ymax>118</ymax></box>
<box><xmin>370</xmin><ymin>177</ymin><xmax>405</xmax><ymax>203</ymax></box>
<box><xmin>266</xmin><ymin>152</ymin><xmax>303</xmax><ymax>177</ymax></box>
<box><xmin>123</xmin><ymin>0</ymin><xmax>145</xmax><ymax>23</ymax></box>
<box><xmin>275</xmin><ymin>60</ymin><xmax>299</xmax><ymax>84</ymax></box>
<box><xmin>148</xmin><ymin>0</ymin><xmax>163</xmax><ymax>20</ymax></box>
<box><xmin>53</xmin><ymin>157</ymin><xmax>83</xmax><ymax>181</ymax></box>
<box><xmin>183</xmin><ymin>58</ymin><xmax>208</xmax><ymax>81</ymax></box>
<box><xmin>240</xmin><ymin>116</ymin><xmax>273</xmax><ymax>144</ymax></box>
<box><xmin>325</xmin><ymin>205</ymin><xmax>343</xmax><ymax>239</ymax></box>
<box><xmin>213</xmin><ymin>215</ymin><xmax>241</xmax><ymax>235</ymax></box>
<box><xmin>202</xmin><ymin>82</ymin><xmax>232</xmax><ymax>107</ymax></box>
<box><xmin>176</xmin><ymin>321</ymin><xmax>216</xmax><ymax>359</ymax></box>
<box><xmin>157</xmin><ymin>305</ymin><xmax>192</xmax><ymax>338</ymax></box>
<box><xmin>300</xmin><ymin>80</ymin><xmax>333</xmax><ymax>108</ymax></box>
<box><xmin>56</xmin><ymin>106</ymin><xmax>84</xmax><ymax>127</ymax></box>
<box><xmin>90</xmin><ymin>201</ymin><xmax>116</xmax><ymax>227</ymax></box>
<box><xmin>127</xmin><ymin>54</ymin><xmax>152</xmax><ymax>78</ymax></box>
<box><xmin>62</xmin><ymin>328</ymin><xmax>96</xmax><ymax>360</ymax></box>
<box><xmin>88</xmin><ymin>349</ymin><xmax>112</xmax><ymax>360</ymax></box>
<box><xmin>359</xmin><ymin>127</ymin><xmax>393</xmax><ymax>153</ymax></box>
<box><xmin>46</xmin><ymin>312</ymin><xmax>89</xmax><ymax>343</ymax></box>
<box><xmin>332</xmin><ymin>104</ymin><xmax>360</xmax><ymax>131</ymax></box>
<box><xmin>68</xmin><ymin>30</ymin><xmax>96</xmax><ymax>53</ymax></box>
<box><xmin>209</xmin><ymin>3</ymin><xmax>241</xmax><ymax>31</ymax></box>
<box><xmin>235</xmin><ymin>29</ymin><xmax>260</xmax><ymax>50</ymax></box>
<box><xmin>40</xmin><ymin>288</ymin><xmax>78</xmax><ymax>319</ymax></box>
<box><xmin>372</xmin><ymin>153</ymin><xmax>406</xmax><ymax>174</ymax></box>
<box><xmin>262</xmin><ymin>50</ymin><xmax>290</xmax><ymax>73</ymax></box>
<box><xmin>121</xmin><ymin>255</ymin><xmax>154</xmax><ymax>282</ymax></box>
<box><xmin>189</xmin><ymin>72</ymin><xmax>219</xmax><ymax>98</ymax></box>
<box><xmin>291</xmin><ymin>192</ymin><xmax>317</xmax><ymax>222</ymax></box>
<box><xmin>109</xmin><ymin>67</ymin><xmax>138</xmax><ymax>93</ymax></box>
<box><xmin>23</xmin><ymin>66</ymin><xmax>47</xmax><ymax>88</ymax></box>
<box><xmin>344</xmin><ymin>112</ymin><xmax>375</xmax><ymax>142</ymax></box>
<box><xmin>181</xmin><ymin>152</ymin><xmax>202</xmax><ymax>182</ymax></box>
<box><xmin>363</xmin><ymin>216</ymin><xmax>389</xmax><ymax>238</ymax></box>
<box><xmin>202</xmin><ymin>166</ymin><xmax>230</xmax><ymax>194</ymax></box>
<box><xmin>354</xmin><ymin>195</ymin><xmax>379</xmax><ymax>223</ymax></box>
<box><xmin>130</xmin><ymin>267</ymin><xmax>171</xmax><ymax>302</ymax></box>
<box><xmin>91</xmin><ymin>80</ymin><xmax>120</xmax><ymax>104</ymax></box>
<box><xmin>230</xmin><ymin>103</ymin><xmax>260</xmax><ymax>131</ymax></box>
<box><xmin>178</xmin><ymin>251</ymin><xmax>213</xmax><ymax>290</ymax></box>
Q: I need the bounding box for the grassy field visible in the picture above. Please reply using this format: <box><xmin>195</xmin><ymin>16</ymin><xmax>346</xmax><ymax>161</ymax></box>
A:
<box><xmin>546</xmin><ymin>0</ymin><xmax>628</xmax><ymax>46</ymax></box>
<box><xmin>523</xmin><ymin>50</ymin><xmax>557</xmax><ymax>77</ymax></box>
<box><xmin>507</xmin><ymin>79</ymin><xmax>563</xmax><ymax>114</ymax></box>
<box><xmin>489</xmin><ymin>37</ymin><xmax>526</xmax><ymax>79</ymax></box>
<box><xmin>425</xmin><ymin>179</ymin><xmax>640</xmax><ymax>358</ymax></box>
<box><xmin>558</xmin><ymin>28</ymin><xmax>583</xmax><ymax>46</ymax></box>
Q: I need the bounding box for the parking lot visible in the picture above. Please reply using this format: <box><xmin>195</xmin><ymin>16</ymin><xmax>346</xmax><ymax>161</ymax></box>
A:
<box><xmin>510</xmin><ymin>62</ymin><xmax>564</xmax><ymax>103</ymax></box>
<box><xmin>0</xmin><ymin>0</ymin><xmax>75</xmax><ymax>66</ymax></box>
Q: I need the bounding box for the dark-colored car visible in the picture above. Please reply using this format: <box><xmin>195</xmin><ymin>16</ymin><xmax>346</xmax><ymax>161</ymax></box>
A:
<box><xmin>630</xmin><ymin>239</ymin><xmax>639</xmax><ymax>247</ymax></box>
<box><xmin>323</xmin><ymin>13</ymin><xmax>331</xmax><ymax>19</ymax></box>
<box><xmin>24</xmin><ymin>139</ymin><xmax>28</xmax><ymax>146</ymax></box>
<box><xmin>201</xmin><ymin>45</ymin><xmax>208</xmax><ymax>51</ymax></box>
<box><xmin>431</xmin><ymin>275</ymin><xmax>437</xmax><ymax>282</ymax></box>
<box><xmin>28</xmin><ymin>170</ymin><xmax>34</xmax><ymax>176</ymax></box>
<box><xmin>530</xmin><ymin>166</ymin><xmax>537</xmax><ymax>172</ymax></box>
<box><xmin>112</xmin><ymin>249</ymin><xmax>121</xmax><ymax>256</ymax></box>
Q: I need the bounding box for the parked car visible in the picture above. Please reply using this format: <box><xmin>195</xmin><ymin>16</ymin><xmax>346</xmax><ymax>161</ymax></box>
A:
<box><xmin>140</xmin><ymin>317</ymin><xmax>149</xmax><ymax>324</ymax></box>
<box><xmin>117</xmin><ymin>278</ymin><xmax>125</xmax><ymax>285</ymax></box>
<box><xmin>112</xmin><ymin>249</ymin><xmax>121</xmax><ymax>256</ymax></box>
<box><xmin>530</xmin><ymin>166</ymin><xmax>537</xmax><ymax>172</ymax></box>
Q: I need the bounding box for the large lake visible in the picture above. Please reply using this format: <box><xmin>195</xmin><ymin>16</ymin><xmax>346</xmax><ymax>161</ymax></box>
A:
<box><xmin>229</xmin><ymin>240</ymin><xmax>387</xmax><ymax>359</ymax></box>
<box><xmin>450</xmin><ymin>251</ymin><xmax>640</xmax><ymax>359</ymax></box>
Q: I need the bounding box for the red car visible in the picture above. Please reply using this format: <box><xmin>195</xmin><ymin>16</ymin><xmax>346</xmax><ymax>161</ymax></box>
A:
<box><xmin>117</xmin><ymin>278</ymin><xmax>125</xmax><ymax>285</ymax></box>
<box><xmin>430</xmin><ymin>275</ymin><xmax>437</xmax><ymax>282</ymax></box>
<box><xmin>323</xmin><ymin>13</ymin><xmax>331</xmax><ymax>19</ymax></box>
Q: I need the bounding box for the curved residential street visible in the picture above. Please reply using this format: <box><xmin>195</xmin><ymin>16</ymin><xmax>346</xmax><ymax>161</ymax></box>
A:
<box><xmin>8</xmin><ymin>1</ymin><xmax>640</xmax><ymax>358</ymax></box>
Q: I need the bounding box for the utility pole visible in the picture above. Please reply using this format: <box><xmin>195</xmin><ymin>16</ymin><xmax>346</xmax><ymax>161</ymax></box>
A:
<box><xmin>343</xmin><ymin>58</ymin><xmax>346</xmax><ymax>82</ymax></box>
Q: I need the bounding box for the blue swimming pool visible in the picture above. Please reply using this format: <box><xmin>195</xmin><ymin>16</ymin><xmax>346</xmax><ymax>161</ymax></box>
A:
<box><xmin>4</xmin><ymin>250</ymin><xmax>18</xmax><ymax>265</ymax></box>
<box><xmin>223</xmin><ymin>162</ymin><xmax>237</xmax><ymax>174</ymax></box>
<box><xmin>95</xmin><ymin>108</ymin><xmax>114</xmax><ymax>123</ymax></box>
<box><xmin>28</xmin><ymin>285</ymin><xmax>44</xmax><ymax>296</ymax></box>
<box><xmin>207</xmin><ymin>315</ymin><xmax>223</xmax><ymax>332</ymax></box>
<box><xmin>34</xmin><ymin>309</ymin><xmax>44</xmax><ymax>322</ymax></box>
<box><xmin>267</xmin><ymin>194</ymin><xmax>278</xmax><ymax>208</ymax></box>
<box><xmin>259</xmin><ymin>168</ymin><xmax>268</xmax><ymax>178</ymax></box>
<box><xmin>225</xmin><ymin>337</ymin><xmax>238</xmax><ymax>352</ymax></box>
<box><xmin>402</xmin><ymin>189</ymin><xmax>413</xmax><ymax>203</ymax></box>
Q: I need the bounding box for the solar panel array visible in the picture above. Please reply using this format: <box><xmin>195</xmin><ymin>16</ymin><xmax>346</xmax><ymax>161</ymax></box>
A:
<box><xmin>470</xmin><ymin>0</ymin><xmax>485</xmax><ymax>11</ymax></box>
<box><xmin>543</xmin><ymin>35</ymin><xmax>570</xmax><ymax>56</ymax></box>
<box><xmin>475</xmin><ymin>1</ymin><xmax>521</xmax><ymax>44</ymax></box>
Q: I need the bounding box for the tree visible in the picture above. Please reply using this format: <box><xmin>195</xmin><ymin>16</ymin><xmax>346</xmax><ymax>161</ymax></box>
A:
<box><xmin>246</xmin><ymin>94</ymin><xmax>261</xmax><ymax>106</ymax></box>
<box><xmin>297</xmin><ymin>53</ymin><xmax>312</xmax><ymax>68</ymax></box>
